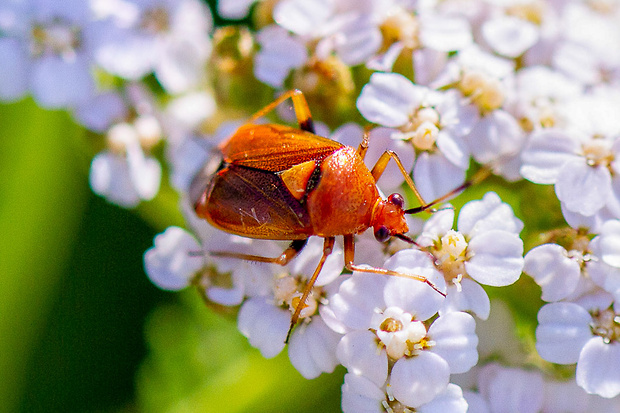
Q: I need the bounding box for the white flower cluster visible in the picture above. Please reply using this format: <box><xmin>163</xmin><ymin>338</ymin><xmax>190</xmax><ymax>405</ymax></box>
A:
<box><xmin>7</xmin><ymin>0</ymin><xmax>620</xmax><ymax>410</ymax></box>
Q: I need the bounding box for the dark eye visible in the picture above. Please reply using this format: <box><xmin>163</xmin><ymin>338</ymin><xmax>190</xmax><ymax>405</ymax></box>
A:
<box><xmin>388</xmin><ymin>193</ymin><xmax>404</xmax><ymax>209</ymax></box>
<box><xmin>374</xmin><ymin>226</ymin><xmax>390</xmax><ymax>242</ymax></box>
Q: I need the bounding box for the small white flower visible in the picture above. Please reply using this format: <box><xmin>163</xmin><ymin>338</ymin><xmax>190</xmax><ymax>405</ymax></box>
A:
<box><xmin>94</xmin><ymin>0</ymin><xmax>212</xmax><ymax>94</ymax></box>
<box><xmin>524</xmin><ymin>243</ymin><xmax>584</xmax><ymax>302</ymax></box>
<box><xmin>143</xmin><ymin>226</ymin><xmax>204</xmax><ymax>291</ymax></box>
<box><xmin>417</xmin><ymin>192</ymin><xmax>524</xmax><ymax>319</ymax></box>
<box><xmin>90</xmin><ymin>118</ymin><xmax>162</xmax><ymax>207</ymax></box>
<box><xmin>357</xmin><ymin>72</ymin><xmax>478</xmax><ymax>200</ymax></box>
<box><xmin>0</xmin><ymin>0</ymin><xmax>100</xmax><ymax>107</ymax></box>
<box><xmin>521</xmin><ymin>94</ymin><xmax>620</xmax><ymax>218</ymax></box>
<box><xmin>341</xmin><ymin>374</ymin><xmax>468</xmax><ymax>413</ymax></box>
<box><xmin>535</xmin><ymin>297</ymin><xmax>620</xmax><ymax>398</ymax></box>
<box><xmin>481</xmin><ymin>15</ymin><xmax>539</xmax><ymax>58</ymax></box>
<box><xmin>331</xmin><ymin>249</ymin><xmax>478</xmax><ymax>406</ymax></box>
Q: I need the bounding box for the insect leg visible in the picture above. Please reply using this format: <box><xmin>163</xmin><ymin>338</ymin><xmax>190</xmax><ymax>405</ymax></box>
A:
<box><xmin>343</xmin><ymin>234</ymin><xmax>446</xmax><ymax>296</ymax></box>
<box><xmin>286</xmin><ymin>237</ymin><xmax>335</xmax><ymax>342</ymax></box>
<box><xmin>404</xmin><ymin>166</ymin><xmax>492</xmax><ymax>214</ymax></box>
<box><xmin>248</xmin><ymin>89</ymin><xmax>315</xmax><ymax>133</ymax></box>
<box><xmin>211</xmin><ymin>238</ymin><xmax>308</xmax><ymax>266</ymax></box>
<box><xmin>370</xmin><ymin>150</ymin><xmax>428</xmax><ymax>206</ymax></box>
<box><xmin>370</xmin><ymin>151</ymin><xmax>492</xmax><ymax>213</ymax></box>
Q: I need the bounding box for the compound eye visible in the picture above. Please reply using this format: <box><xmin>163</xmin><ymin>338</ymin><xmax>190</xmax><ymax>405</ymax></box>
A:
<box><xmin>374</xmin><ymin>225</ymin><xmax>390</xmax><ymax>242</ymax></box>
<box><xmin>388</xmin><ymin>193</ymin><xmax>405</xmax><ymax>209</ymax></box>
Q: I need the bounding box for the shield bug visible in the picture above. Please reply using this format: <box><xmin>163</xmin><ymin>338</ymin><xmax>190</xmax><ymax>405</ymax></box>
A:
<box><xmin>191</xmin><ymin>90</ymin><xmax>485</xmax><ymax>341</ymax></box>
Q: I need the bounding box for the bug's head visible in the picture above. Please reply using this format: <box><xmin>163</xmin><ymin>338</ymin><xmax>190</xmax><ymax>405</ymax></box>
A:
<box><xmin>372</xmin><ymin>193</ymin><xmax>410</xmax><ymax>242</ymax></box>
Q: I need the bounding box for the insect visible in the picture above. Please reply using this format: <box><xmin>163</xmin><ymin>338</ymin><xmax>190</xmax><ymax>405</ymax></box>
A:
<box><xmin>191</xmin><ymin>90</ymin><xmax>483</xmax><ymax>341</ymax></box>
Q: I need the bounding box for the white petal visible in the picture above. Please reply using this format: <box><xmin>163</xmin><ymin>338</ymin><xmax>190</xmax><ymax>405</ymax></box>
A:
<box><xmin>418</xmin><ymin>384</ymin><xmax>468</xmax><ymax>413</ymax></box>
<box><xmin>413</xmin><ymin>152</ymin><xmax>466</xmax><ymax>202</ymax></box>
<box><xmin>390</xmin><ymin>352</ymin><xmax>450</xmax><ymax>407</ymax></box>
<box><xmin>337</xmin><ymin>330</ymin><xmax>388</xmax><ymax>387</ymax></box>
<box><xmin>31</xmin><ymin>54</ymin><xmax>94</xmax><ymax>108</ymax></box>
<box><xmin>273</xmin><ymin>0</ymin><xmax>333</xmax><ymax>36</ymax></box>
<box><xmin>484</xmin><ymin>366</ymin><xmax>544</xmax><ymax>413</ymax></box>
<box><xmin>334</xmin><ymin>13</ymin><xmax>381</xmax><ymax>66</ymax></box>
<box><xmin>94</xmin><ymin>27</ymin><xmax>155</xmax><ymax>79</ymax></box>
<box><xmin>254</xmin><ymin>26</ymin><xmax>307</xmax><ymax>88</ymax></box>
<box><xmin>462</xmin><ymin>390</ymin><xmax>490</xmax><ymax>413</ymax></box>
<box><xmin>126</xmin><ymin>144</ymin><xmax>162</xmax><ymax>201</ymax></box>
<box><xmin>366</xmin><ymin>41</ymin><xmax>404</xmax><ymax>72</ymax></box>
<box><xmin>417</xmin><ymin>207</ymin><xmax>455</xmax><ymax>247</ymax></box>
<box><xmin>482</xmin><ymin>16</ymin><xmax>538</xmax><ymax>58</ymax></box>
<box><xmin>556</xmin><ymin>158</ymin><xmax>611</xmax><ymax>216</ymax></box>
<box><xmin>576</xmin><ymin>337</ymin><xmax>620</xmax><ymax>398</ymax></box>
<box><xmin>217</xmin><ymin>0</ymin><xmax>256</xmax><ymax>19</ymax></box>
<box><xmin>561</xmin><ymin>202</ymin><xmax>606</xmax><ymax>233</ymax></box>
<box><xmin>595</xmin><ymin>220</ymin><xmax>620</xmax><ymax>268</ymax></box>
<box><xmin>542</xmin><ymin>379</ymin><xmax>590</xmax><ymax>413</ymax></box>
<box><xmin>435</xmin><ymin>130</ymin><xmax>470</xmax><ymax>169</ymax></box>
<box><xmin>419</xmin><ymin>14</ymin><xmax>472</xmax><ymax>52</ymax></box>
<box><xmin>535</xmin><ymin>302</ymin><xmax>592</xmax><ymax>364</ymax></box>
<box><xmin>524</xmin><ymin>244</ymin><xmax>581</xmax><ymax>302</ymax></box>
<box><xmin>143</xmin><ymin>226</ymin><xmax>203</xmax><ymax>290</ymax></box>
<box><xmin>0</xmin><ymin>37</ymin><xmax>28</xmax><ymax>101</ymax></box>
<box><xmin>465</xmin><ymin>230</ymin><xmax>524</xmax><ymax>287</ymax></box>
<box><xmin>466</xmin><ymin>110</ymin><xmax>524</xmax><ymax>165</ymax></box>
<box><xmin>330</xmin><ymin>272</ymin><xmax>387</xmax><ymax>330</ymax></box>
<box><xmin>237</xmin><ymin>297</ymin><xmax>288</xmax><ymax>358</ymax></box>
<box><xmin>457</xmin><ymin>191</ymin><xmax>523</xmax><ymax>236</ymax></box>
<box><xmin>383</xmin><ymin>249</ymin><xmax>446</xmax><ymax>321</ymax></box>
<box><xmin>288</xmin><ymin>316</ymin><xmax>341</xmax><ymax>379</ymax></box>
<box><xmin>341</xmin><ymin>373</ymin><xmax>385</xmax><ymax>413</ymax></box>
<box><xmin>89</xmin><ymin>152</ymin><xmax>140</xmax><ymax>207</ymax></box>
<box><xmin>440</xmin><ymin>278</ymin><xmax>490</xmax><ymax>320</ymax></box>
<box><xmin>429</xmin><ymin>312</ymin><xmax>478</xmax><ymax>374</ymax></box>
<box><xmin>73</xmin><ymin>92</ymin><xmax>128</xmax><ymax>132</ymax></box>
<box><xmin>520</xmin><ymin>129</ymin><xmax>580</xmax><ymax>184</ymax></box>
<box><xmin>206</xmin><ymin>285</ymin><xmax>244</xmax><ymax>306</ymax></box>
<box><xmin>155</xmin><ymin>34</ymin><xmax>210</xmax><ymax>94</ymax></box>
<box><xmin>356</xmin><ymin>72</ymin><xmax>421</xmax><ymax>127</ymax></box>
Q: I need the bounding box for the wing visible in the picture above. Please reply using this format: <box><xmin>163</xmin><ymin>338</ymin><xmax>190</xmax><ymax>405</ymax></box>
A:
<box><xmin>197</xmin><ymin>164</ymin><xmax>313</xmax><ymax>240</ymax></box>
<box><xmin>220</xmin><ymin>124</ymin><xmax>344</xmax><ymax>172</ymax></box>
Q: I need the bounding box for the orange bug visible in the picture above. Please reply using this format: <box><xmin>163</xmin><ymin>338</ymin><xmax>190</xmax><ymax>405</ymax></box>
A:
<box><xmin>191</xmin><ymin>90</ymin><xmax>479</xmax><ymax>341</ymax></box>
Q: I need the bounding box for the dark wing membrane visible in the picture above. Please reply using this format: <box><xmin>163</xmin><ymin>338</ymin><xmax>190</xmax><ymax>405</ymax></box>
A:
<box><xmin>203</xmin><ymin>165</ymin><xmax>313</xmax><ymax>240</ymax></box>
<box><xmin>221</xmin><ymin>124</ymin><xmax>344</xmax><ymax>172</ymax></box>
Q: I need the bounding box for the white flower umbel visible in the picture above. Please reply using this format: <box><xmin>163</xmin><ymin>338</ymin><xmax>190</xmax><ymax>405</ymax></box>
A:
<box><xmin>417</xmin><ymin>192</ymin><xmax>524</xmax><ymax>319</ymax></box>
<box><xmin>535</xmin><ymin>295</ymin><xmax>620</xmax><ymax>398</ymax></box>
<box><xmin>357</xmin><ymin>72</ymin><xmax>478</xmax><ymax>200</ymax></box>
<box><xmin>332</xmin><ymin>249</ymin><xmax>478</xmax><ymax>407</ymax></box>
<box><xmin>521</xmin><ymin>94</ymin><xmax>620</xmax><ymax>218</ymax></box>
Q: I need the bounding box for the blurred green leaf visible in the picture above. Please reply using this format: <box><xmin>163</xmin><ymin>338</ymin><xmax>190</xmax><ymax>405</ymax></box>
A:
<box><xmin>0</xmin><ymin>100</ymin><xmax>88</xmax><ymax>411</ymax></box>
<box><xmin>137</xmin><ymin>293</ymin><xmax>344</xmax><ymax>413</ymax></box>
